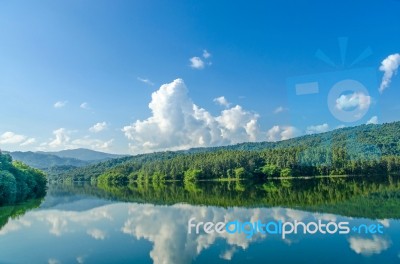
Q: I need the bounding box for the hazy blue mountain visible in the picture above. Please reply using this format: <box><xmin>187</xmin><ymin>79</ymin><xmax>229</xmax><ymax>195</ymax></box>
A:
<box><xmin>39</xmin><ymin>148</ymin><xmax>125</xmax><ymax>162</ymax></box>
<box><xmin>9</xmin><ymin>151</ymin><xmax>89</xmax><ymax>169</ymax></box>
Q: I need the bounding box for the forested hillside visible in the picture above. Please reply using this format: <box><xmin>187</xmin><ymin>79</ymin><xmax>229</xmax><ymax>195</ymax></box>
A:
<box><xmin>57</xmin><ymin>122</ymin><xmax>400</xmax><ymax>183</ymax></box>
<box><xmin>0</xmin><ymin>151</ymin><xmax>47</xmax><ymax>206</ymax></box>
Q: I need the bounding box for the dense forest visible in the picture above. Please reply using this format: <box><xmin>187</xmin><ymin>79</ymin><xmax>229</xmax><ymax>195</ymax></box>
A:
<box><xmin>56</xmin><ymin>122</ymin><xmax>400</xmax><ymax>183</ymax></box>
<box><xmin>0</xmin><ymin>151</ymin><xmax>47</xmax><ymax>206</ymax></box>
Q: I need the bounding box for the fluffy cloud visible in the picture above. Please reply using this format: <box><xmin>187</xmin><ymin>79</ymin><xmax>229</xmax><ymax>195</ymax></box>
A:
<box><xmin>137</xmin><ymin>77</ymin><xmax>154</xmax><ymax>86</ymax></box>
<box><xmin>54</xmin><ymin>101</ymin><xmax>68</xmax><ymax>108</ymax></box>
<box><xmin>379</xmin><ymin>53</ymin><xmax>400</xmax><ymax>93</ymax></box>
<box><xmin>335</xmin><ymin>92</ymin><xmax>371</xmax><ymax>111</ymax></box>
<box><xmin>72</xmin><ymin>137</ymin><xmax>114</xmax><ymax>150</ymax></box>
<box><xmin>122</xmin><ymin>79</ymin><xmax>261</xmax><ymax>153</ymax></box>
<box><xmin>366</xmin><ymin>116</ymin><xmax>378</xmax><ymax>125</ymax></box>
<box><xmin>306</xmin><ymin>123</ymin><xmax>329</xmax><ymax>135</ymax></box>
<box><xmin>213</xmin><ymin>96</ymin><xmax>230</xmax><ymax>107</ymax></box>
<box><xmin>89</xmin><ymin>122</ymin><xmax>108</xmax><ymax>133</ymax></box>
<box><xmin>189</xmin><ymin>57</ymin><xmax>205</xmax><ymax>69</ymax></box>
<box><xmin>0</xmin><ymin>131</ymin><xmax>26</xmax><ymax>144</ymax></box>
<box><xmin>267</xmin><ymin>126</ymin><xmax>300</xmax><ymax>142</ymax></box>
<box><xmin>0</xmin><ymin>131</ymin><xmax>35</xmax><ymax>146</ymax></box>
<box><xmin>190</xmin><ymin>50</ymin><xmax>212</xmax><ymax>69</ymax></box>
<box><xmin>348</xmin><ymin>236</ymin><xmax>391</xmax><ymax>256</ymax></box>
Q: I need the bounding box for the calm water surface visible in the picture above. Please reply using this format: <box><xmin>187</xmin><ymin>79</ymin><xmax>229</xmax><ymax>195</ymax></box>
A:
<box><xmin>1</xmin><ymin>177</ymin><xmax>399</xmax><ymax>264</ymax></box>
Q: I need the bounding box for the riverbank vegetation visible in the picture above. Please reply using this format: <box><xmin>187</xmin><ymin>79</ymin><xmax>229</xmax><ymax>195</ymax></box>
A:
<box><xmin>0</xmin><ymin>151</ymin><xmax>47</xmax><ymax>206</ymax></box>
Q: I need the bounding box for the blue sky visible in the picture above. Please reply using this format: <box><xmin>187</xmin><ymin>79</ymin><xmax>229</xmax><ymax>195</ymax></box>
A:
<box><xmin>0</xmin><ymin>0</ymin><xmax>400</xmax><ymax>154</ymax></box>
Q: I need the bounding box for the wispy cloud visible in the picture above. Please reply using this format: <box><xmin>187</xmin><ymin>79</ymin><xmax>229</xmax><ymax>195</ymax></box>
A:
<box><xmin>41</xmin><ymin>128</ymin><xmax>113</xmax><ymax>151</ymax></box>
<box><xmin>80</xmin><ymin>102</ymin><xmax>90</xmax><ymax>109</ymax></box>
<box><xmin>202</xmin><ymin>49</ymin><xmax>211</xmax><ymax>59</ymax></box>
<box><xmin>306</xmin><ymin>123</ymin><xmax>329</xmax><ymax>134</ymax></box>
<box><xmin>20</xmin><ymin>138</ymin><xmax>36</xmax><ymax>146</ymax></box>
<box><xmin>72</xmin><ymin>137</ymin><xmax>114</xmax><ymax>150</ymax></box>
<box><xmin>137</xmin><ymin>77</ymin><xmax>154</xmax><ymax>86</ymax></box>
<box><xmin>379</xmin><ymin>53</ymin><xmax>400</xmax><ymax>93</ymax></box>
<box><xmin>0</xmin><ymin>131</ymin><xmax>35</xmax><ymax>146</ymax></box>
<box><xmin>273</xmin><ymin>106</ymin><xmax>288</xmax><ymax>114</ymax></box>
<box><xmin>54</xmin><ymin>100</ymin><xmax>68</xmax><ymax>108</ymax></box>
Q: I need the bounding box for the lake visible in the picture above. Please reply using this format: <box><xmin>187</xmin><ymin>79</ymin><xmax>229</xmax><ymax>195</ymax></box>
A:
<box><xmin>1</xmin><ymin>175</ymin><xmax>400</xmax><ymax>264</ymax></box>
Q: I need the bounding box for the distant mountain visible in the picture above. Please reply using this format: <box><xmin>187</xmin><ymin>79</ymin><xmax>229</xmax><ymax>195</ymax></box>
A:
<box><xmin>9</xmin><ymin>151</ymin><xmax>89</xmax><ymax>169</ymax></box>
<box><xmin>39</xmin><ymin>148</ymin><xmax>125</xmax><ymax>162</ymax></box>
<box><xmin>8</xmin><ymin>149</ymin><xmax>127</xmax><ymax>178</ymax></box>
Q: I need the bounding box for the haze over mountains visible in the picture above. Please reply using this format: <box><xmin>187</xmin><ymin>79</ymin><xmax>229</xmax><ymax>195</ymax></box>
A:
<box><xmin>8</xmin><ymin>148</ymin><xmax>125</xmax><ymax>170</ymax></box>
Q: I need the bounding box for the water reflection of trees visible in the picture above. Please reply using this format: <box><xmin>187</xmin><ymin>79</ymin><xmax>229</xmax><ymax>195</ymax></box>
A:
<box><xmin>0</xmin><ymin>198</ymin><xmax>42</xmax><ymax>231</ymax></box>
<box><xmin>54</xmin><ymin>175</ymin><xmax>400</xmax><ymax>219</ymax></box>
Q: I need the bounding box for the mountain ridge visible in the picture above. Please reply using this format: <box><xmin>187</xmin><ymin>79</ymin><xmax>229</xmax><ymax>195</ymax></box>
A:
<box><xmin>56</xmin><ymin>121</ymin><xmax>400</xmax><ymax>182</ymax></box>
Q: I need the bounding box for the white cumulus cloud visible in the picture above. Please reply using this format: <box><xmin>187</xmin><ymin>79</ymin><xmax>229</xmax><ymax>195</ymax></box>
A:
<box><xmin>122</xmin><ymin>79</ymin><xmax>261</xmax><ymax>153</ymax></box>
<box><xmin>54</xmin><ymin>101</ymin><xmax>68</xmax><ymax>108</ymax></box>
<box><xmin>379</xmin><ymin>53</ymin><xmax>400</xmax><ymax>93</ymax></box>
<box><xmin>266</xmin><ymin>126</ymin><xmax>300</xmax><ymax>142</ymax></box>
<box><xmin>89</xmin><ymin>122</ymin><xmax>108</xmax><ymax>133</ymax></box>
<box><xmin>306</xmin><ymin>123</ymin><xmax>329</xmax><ymax>135</ymax></box>
<box><xmin>335</xmin><ymin>92</ymin><xmax>371</xmax><ymax>111</ymax></box>
<box><xmin>189</xmin><ymin>57</ymin><xmax>205</xmax><ymax>69</ymax></box>
<box><xmin>348</xmin><ymin>236</ymin><xmax>391</xmax><ymax>256</ymax></box>
<box><xmin>366</xmin><ymin>116</ymin><xmax>378</xmax><ymax>125</ymax></box>
<box><xmin>213</xmin><ymin>96</ymin><xmax>230</xmax><ymax>107</ymax></box>
<box><xmin>0</xmin><ymin>131</ymin><xmax>27</xmax><ymax>144</ymax></box>
<box><xmin>0</xmin><ymin>131</ymin><xmax>36</xmax><ymax>147</ymax></box>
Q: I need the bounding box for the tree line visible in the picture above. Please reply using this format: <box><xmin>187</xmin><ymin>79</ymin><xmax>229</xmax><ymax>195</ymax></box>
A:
<box><xmin>0</xmin><ymin>151</ymin><xmax>47</xmax><ymax>206</ymax></box>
